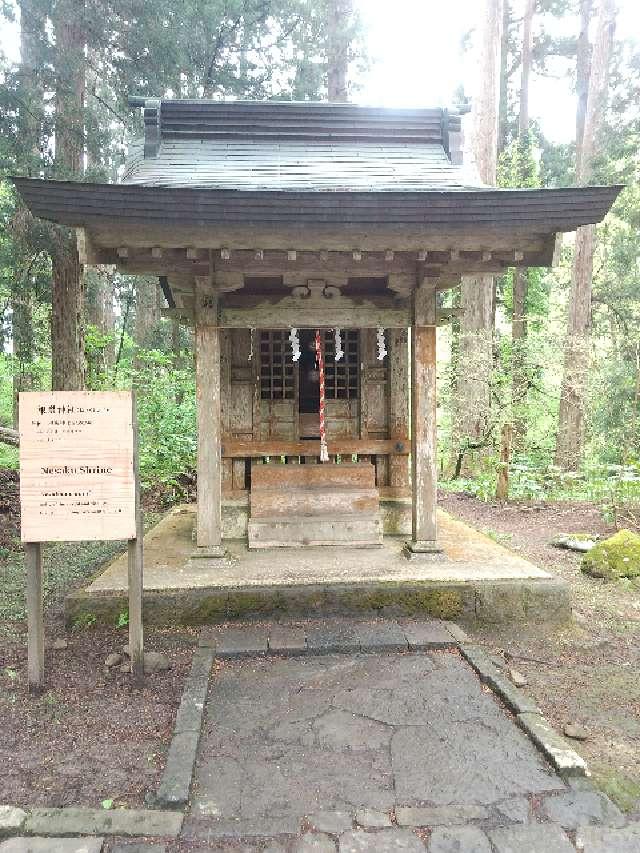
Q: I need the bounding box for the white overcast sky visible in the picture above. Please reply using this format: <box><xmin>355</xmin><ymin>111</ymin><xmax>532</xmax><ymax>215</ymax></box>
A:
<box><xmin>353</xmin><ymin>0</ymin><xmax>640</xmax><ymax>143</ymax></box>
<box><xmin>1</xmin><ymin>0</ymin><xmax>638</xmax><ymax>144</ymax></box>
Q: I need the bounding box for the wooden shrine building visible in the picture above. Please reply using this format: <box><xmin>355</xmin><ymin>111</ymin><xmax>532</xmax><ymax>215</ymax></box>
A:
<box><xmin>14</xmin><ymin>99</ymin><xmax>620</xmax><ymax>559</ymax></box>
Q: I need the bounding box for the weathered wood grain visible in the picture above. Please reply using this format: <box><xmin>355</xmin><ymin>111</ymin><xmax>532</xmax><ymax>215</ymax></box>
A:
<box><xmin>19</xmin><ymin>391</ymin><xmax>137</xmax><ymax>543</ymax></box>
<box><xmin>194</xmin><ymin>280</ymin><xmax>223</xmax><ymax>555</ymax></box>
<box><xmin>409</xmin><ymin>284</ymin><xmax>440</xmax><ymax>551</ymax></box>
<box><xmin>222</xmin><ymin>438</ymin><xmax>407</xmax><ymax>457</ymax></box>
<box><xmin>251</xmin><ymin>461</ymin><xmax>376</xmax><ymax>489</ymax></box>
<box><xmin>25</xmin><ymin>541</ymin><xmax>44</xmax><ymax>692</ymax></box>
<box><xmin>128</xmin><ymin>393</ymin><xmax>144</xmax><ymax>684</ymax></box>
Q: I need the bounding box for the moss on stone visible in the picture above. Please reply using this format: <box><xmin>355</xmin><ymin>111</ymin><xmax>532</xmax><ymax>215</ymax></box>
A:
<box><xmin>336</xmin><ymin>585</ymin><xmax>463</xmax><ymax>619</ymax></box>
<box><xmin>594</xmin><ymin>769</ymin><xmax>640</xmax><ymax>813</ymax></box>
<box><xmin>581</xmin><ymin>529</ymin><xmax>640</xmax><ymax>580</ymax></box>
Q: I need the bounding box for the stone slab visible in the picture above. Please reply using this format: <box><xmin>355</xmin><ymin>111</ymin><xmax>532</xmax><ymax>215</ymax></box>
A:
<box><xmin>442</xmin><ymin>623</ymin><xmax>470</xmax><ymax>643</ymax></box>
<box><xmin>541</xmin><ymin>791</ymin><xmax>625</xmax><ymax>830</ymax></box>
<box><xmin>0</xmin><ymin>807</ymin><xmax>27</xmax><ymax>837</ymax></box>
<box><xmin>484</xmin><ymin>673</ymin><xmax>539</xmax><ymax>716</ymax></box>
<box><xmin>0</xmin><ymin>840</ymin><xmax>104</xmax><ymax>853</ymax></box>
<box><xmin>488</xmin><ymin>824</ymin><xmax>575</xmax><ymax>852</ymax></box>
<box><xmin>306</xmin><ymin>623</ymin><xmax>358</xmax><ymax>654</ymax></box>
<box><xmin>392</xmin><ymin>715</ymin><xmax>562</xmax><ymax>806</ymax></box>
<box><xmin>353</xmin><ymin>622</ymin><xmax>408</xmax><ymax>652</ymax></box>
<box><xmin>575</xmin><ymin>823</ymin><xmax>640</xmax><ymax>852</ymax></box>
<box><xmin>428</xmin><ymin>826</ymin><xmax>492</xmax><ymax>853</ymax></box>
<box><xmin>493</xmin><ymin>797</ymin><xmax>530</xmax><ymax>825</ymax></box>
<box><xmin>268</xmin><ymin>626</ymin><xmax>308</xmax><ymax>655</ymax></box>
<box><xmin>395</xmin><ymin>805</ymin><xmax>488</xmax><ymax>827</ymax></box>
<box><xmin>459</xmin><ymin>646</ymin><xmax>539</xmax><ymax>714</ymax></box>
<box><xmin>458</xmin><ymin>644</ymin><xmax>500</xmax><ymax>681</ymax></box>
<box><xmin>215</xmin><ymin>627</ymin><xmax>269</xmax><ymax>657</ymax></box>
<box><xmin>517</xmin><ymin>712</ymin><xmax>588</xmax><ymax>777</ymax></box>
<box><xmin>338</xmin><ymin>829</ymin><xmax>425</xmax><ymax>852</ymax></box>
<box><xmin>154</xmin><ymin>730</ymin><xmax>200</xmax><ymax>809</ymax></box>
<box><xmin>354</xmin><ymin>809</ymin><xmax>392</xmax><ymax>828</ymax></box>
<box><xmin>293</xmin><ymin>833</ymin><xmax>337</xmax><ymax>852</ymax></box>
<box><xmin>401</xmin><ymin>621</ymin><xmax>456</xmax><ymax>650</ymax></box>
<box><xmin>23</xmin><ymin>809</ymin><xmax>182</xmax><ymax>839</ymax></box>
<box><xmin>307</xmin><ymin>813</ymin><xmax>354</xmax><ymax>834</ymax></box>
<box><xmin>182</xmin><ymin>816</ymin><xmax>299</xmax><ymax>840</ymax></box>
<box><xmin>188</xmin><ymin>647</ymin><xmax>214</xmax><ymax>681</ymax></box>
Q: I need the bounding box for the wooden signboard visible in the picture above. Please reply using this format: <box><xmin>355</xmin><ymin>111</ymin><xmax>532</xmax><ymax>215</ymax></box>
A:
<box><xmin>19</xmin><ymin>391</ymin><xmax>143</xmax><ymax>690</ymax></box>
<box><xmin>19</xmin><ymin>391</ymin><xmax>137</xmax><ymax>542</ymax></box>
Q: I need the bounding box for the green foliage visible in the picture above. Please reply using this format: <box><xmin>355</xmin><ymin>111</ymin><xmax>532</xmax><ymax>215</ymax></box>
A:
<box><xmin>116</xmin><ymin>610</ymin><xmax>129</xmax><ymax>628</ymax></box>
<box><xmin>72</xmin><ymin>612</ymin><xmax>97</xmax><ymax>630</ymax></box>
<box><xmin>131</xmin><ymin>350</ymin><xmax>197</xmax><ymax>490</ymax></box>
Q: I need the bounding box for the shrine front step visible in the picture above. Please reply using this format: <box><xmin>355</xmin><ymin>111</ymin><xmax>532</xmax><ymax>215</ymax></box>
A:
<box><xmin>251</xmin><ymin>486</ymin><xmax>380</xmax><ymax>518</ymax></box>
<box><xmin>247</xmin><ymin>513</ymin><xmax>383</xmax><ymax>549</ymax></box>
<box><xmin>251</xmin><ymin>461</ymin><xmax>376</xmax><ymax>490</ymax></box>
<box><xmin>248</xmin><ymin>461</ymin><xmax>382</xmax><ymax>548</ymax></box>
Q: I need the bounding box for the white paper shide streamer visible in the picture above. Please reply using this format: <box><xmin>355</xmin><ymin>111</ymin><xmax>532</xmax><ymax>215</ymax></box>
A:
<box><xmin>289</xmin><ymin>327</ymin><xmax>301</xmax><ymax>362</ymax></box>
<box><xmin>376</xmin><ymin>327</ymin><xmax>387</xmax><ymax>361</ymax></box>
<box><xmin>334</xmin><ymin>328</ymin><xmax>344</xmax><ymax>362</ymax></box>
<box><xmin>248</xmin><ymin>327</ymin><xmax>254</xmax><ymax>361</ymax></box>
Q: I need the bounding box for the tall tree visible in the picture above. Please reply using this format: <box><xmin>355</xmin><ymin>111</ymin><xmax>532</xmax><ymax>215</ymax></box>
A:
<box><xmin>134</xmin><ymin>277</ymin><xmax>163</xmax><ymax>351</ymax></box>
<box><xmin>575</xmin><ymin>0</ymin><xmax>594</xmax><ymax>179</ymax></box>
<box><xmin>555</xmin><ymin>0</ymin><xmax>617</xmax><ymax>469</ymax></box>
<box><xmin>510</xmin><ymin>0</ymin><xmax>536</xmax><ymax>442</ymax></box>
<box><xmin>11</xmin><ymin>0</ymin><xmax>44</xmax><ymax>423</ymax></box>
<box><xmin>50</xmin><ymin>0</ymin><xmax>86</xmax><ymax>391</ymax></box>
<box><xmin>327</xmin><ymin>0</ymin><xmax>352</xmax><ymax>101</ymax></box>
<box><xmin>452</xmin><ymin>0</ymin><xmax>503</xmax><ymax>472</ymax></box>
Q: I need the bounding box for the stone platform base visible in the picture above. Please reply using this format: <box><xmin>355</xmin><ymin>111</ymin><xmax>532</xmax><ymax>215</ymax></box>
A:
<box><xmin>64</xmin><ymin>505</ymin><xmax>571</xmax><ymax>628</ymax></box>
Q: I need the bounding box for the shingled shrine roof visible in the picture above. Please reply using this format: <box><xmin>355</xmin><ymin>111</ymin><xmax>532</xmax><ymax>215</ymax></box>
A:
<box><xmin>120</xmin><ymin>99</ymin><xmax>482</xmax><ymax>192</ymax></box>
<box><xmin>12</xmin><ymin>98</ymin><xmax>621</xmax><ymax>234</ymax></box>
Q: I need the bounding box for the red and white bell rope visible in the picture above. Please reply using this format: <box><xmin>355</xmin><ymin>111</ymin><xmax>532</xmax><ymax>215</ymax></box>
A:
<box><xmin>315</xmin><ymin>329</ymin><xmax>329</xmax><ymax>463</ymax></box>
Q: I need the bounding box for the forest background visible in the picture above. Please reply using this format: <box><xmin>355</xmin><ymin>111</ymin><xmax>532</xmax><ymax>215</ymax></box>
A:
<box><xmin>0</xmin><ymin>0</ymin><xmax>638</xmax><ymax>518</ymax></box>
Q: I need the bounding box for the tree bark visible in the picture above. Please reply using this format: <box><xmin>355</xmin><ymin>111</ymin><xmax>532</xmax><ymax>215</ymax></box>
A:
<box><xmin>453</xmin><ymin>0</ymin><xmax>503</xmax><ymax>474</ymax></box>
<box><xmin>86</xmin><ymin>266</ymin><xmax>116</xmax><ymax>383</ymax></box>
<box><xmin>575</xmin><ymin>0</ymin><xmax>594</xmax><ymax>179</ymax></box>
<box><xmin>51</xmin><ymin>0</ymin><xmax>86</xmax><ymax>391</ymax></box>
<box><xmin>498</xmin><ymin>0</ymin><xmax>511</xmax><ymax>153</ymax></box>
<box><xmin>12</xmin><ymin>0</ymin><xmax>43</xmax><ymax>424</ymax></box>
<box><xmin>511</xmin><ymin>0</ymin><xmax>535</xmax><ymax>444</ymax></box>
<box><xmin>134</xmin><ymin>277</ymin><xmax>162</xmax><ymax>351</ymax></box>
<box><xmin>327</xmin><ymin>0</ymin><xmax>352</xmax><ymax>101</ymax></box>
<box><xmin>555</xmin><ymin>0</ymin><xmax>616</xmax><ymax>470</ymax></box>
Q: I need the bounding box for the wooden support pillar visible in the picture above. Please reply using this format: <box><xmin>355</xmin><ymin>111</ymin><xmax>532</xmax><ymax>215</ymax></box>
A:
<box><xmin>128</xmin><ymin>392</ymin><xmax>144</xmax><ymax>684</ymax></box>
<box><xmin>405</xmin><ymin>282</ymin><xmax>442</xmax><ymax>557</ymax></box>
<box><xmin>194</xmin><ymin>277</ymin><xmax>225</xmax><ymax>558</ymax></box>
<box><xmin>388</xmin><ymin>328</ymin><xmax>410</xmax><ymax>490</ymax></box>
<box><xmin>25</xmin><ymin>542</ymin><xmax>44</xmax><ymax>692</ymax></box>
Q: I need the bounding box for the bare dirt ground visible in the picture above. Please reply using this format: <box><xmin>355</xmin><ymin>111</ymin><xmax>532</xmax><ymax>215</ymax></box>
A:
<box><xmin>440</xmin><ymin>491</ymin><xmax>640</xmax><ymax>815</ymax></box>
<box><xmin>0</xmin><ymin>626</ymin><xmax>195</xmax><ymax>808</ymax></box>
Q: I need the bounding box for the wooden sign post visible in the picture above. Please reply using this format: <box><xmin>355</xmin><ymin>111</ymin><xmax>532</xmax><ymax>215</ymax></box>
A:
<box><xmin>19</xmin><ymin>391</ymin><xmax>143</xmax><ymax>690</ymax></box>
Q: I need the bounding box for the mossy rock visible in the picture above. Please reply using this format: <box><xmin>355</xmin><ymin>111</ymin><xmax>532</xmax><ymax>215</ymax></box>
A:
<box><xmin>581</xmin><ymin>529</ymin><xmax>640</xmax><ymax>580</ymax></box>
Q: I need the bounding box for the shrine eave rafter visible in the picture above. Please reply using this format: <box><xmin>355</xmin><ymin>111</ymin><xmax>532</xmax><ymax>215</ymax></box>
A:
<box><xmin>12</xmin><ymin>177</ymin><xmax>622</xmax><ymax>279</ymax></box>
<box><xmin>13</xmin><ymin>178</ymin><xmax>621</xmax><ymax>230</ymax></box>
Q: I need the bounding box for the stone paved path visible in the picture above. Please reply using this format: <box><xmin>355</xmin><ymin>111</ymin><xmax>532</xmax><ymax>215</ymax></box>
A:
<box><xmin>180</xmin><ymin>638</ymin><xmax>639</xmax><ymax>850</ymax></box>
<box><xmin>3</xmin><ymin>622</ymin><xmax>640</xmax><ymax>852</ymax></box>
